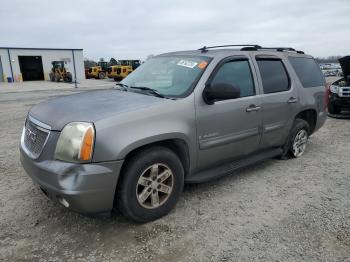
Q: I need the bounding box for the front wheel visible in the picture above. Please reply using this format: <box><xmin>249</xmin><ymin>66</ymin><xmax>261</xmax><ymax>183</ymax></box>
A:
<box><xmin>117</xmin><ymin>147</ymin><xmax>184</xmax><ymax>222</ymax></box>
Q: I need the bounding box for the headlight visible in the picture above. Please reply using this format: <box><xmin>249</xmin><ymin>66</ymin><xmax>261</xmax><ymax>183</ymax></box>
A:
<box><xmin>330</xmin><ymin>85</ymin><xmax>339</xmax><ymax>94</ymax></box>
<box><xmin>55</xmin><ymin>122</ymin><xmax>95</xmax><ymax>163</ymax></box>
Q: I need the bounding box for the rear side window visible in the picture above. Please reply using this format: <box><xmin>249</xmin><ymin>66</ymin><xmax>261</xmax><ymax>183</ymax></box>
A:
<box><xmin>211</xmin><ymin>60</ymin><xmax>255</xmax><ymax>97</ymax></box>
<box><xmin>256</xmin><ymin>59</ymin><xmax>290</xmax><ymax>94</ymax></box>
<box><xmin>288</xmin><ymin>57</ymin><xmax>325</xmax><ymax>88</ymax></box>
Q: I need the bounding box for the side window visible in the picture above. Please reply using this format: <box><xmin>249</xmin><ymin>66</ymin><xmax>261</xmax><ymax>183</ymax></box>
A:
<box><xmin>256</xmin><ymin>59</ymin><xmax>290</xmax><ymax>94</ymax></box>
<box><xmin>288</xmin><ymin>57</ymin><xmax>325</xmax><ymax>88</ymax></box>
<box><xmin>211</xmin><ymin>60</ymin><xmax>255</xmax><ymax>98</ymax></box>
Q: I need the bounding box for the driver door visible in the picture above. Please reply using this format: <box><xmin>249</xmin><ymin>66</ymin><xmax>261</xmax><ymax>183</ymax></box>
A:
<box><xmin>196</xmin><ymin>56</ymin><xmax>263</xmax><ymax>170</ymax></box>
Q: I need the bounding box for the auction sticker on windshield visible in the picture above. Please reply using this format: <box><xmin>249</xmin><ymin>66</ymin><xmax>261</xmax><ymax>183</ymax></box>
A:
<box><xmin>177</xmin><ymin>60</ymin><xmax>198</xmax><ymax>68</ymax></box>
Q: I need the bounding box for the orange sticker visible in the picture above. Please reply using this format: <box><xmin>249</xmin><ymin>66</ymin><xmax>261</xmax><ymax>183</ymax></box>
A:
<box><xmin>198</xmin><ymin>61</ymin><xmax>208</xmax><ymax>69</ymax></box>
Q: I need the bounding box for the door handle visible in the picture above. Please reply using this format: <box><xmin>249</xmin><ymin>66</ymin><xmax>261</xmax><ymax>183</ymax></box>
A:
<box><xmin>246</xmin><ymin>105</ymin><xmax>261</xmax><ymax>112</ymax></box>
<box><xmin>287</xmin><ymin>97</ymin><xmax>298</xmax><ymax>103</ymax></box>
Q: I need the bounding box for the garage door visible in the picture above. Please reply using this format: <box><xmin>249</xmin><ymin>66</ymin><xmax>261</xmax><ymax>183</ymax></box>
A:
<box><xmin>18</xmin><ymin>56</ymin><xmax>44</xmax><ymax>81</ymax></box>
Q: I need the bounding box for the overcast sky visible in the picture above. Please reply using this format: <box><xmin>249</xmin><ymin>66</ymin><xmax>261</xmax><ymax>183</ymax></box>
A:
<box><xmin>1</xmin><ymin>0</ymin><xmax>349</xmax><ymax>60</ymax></box>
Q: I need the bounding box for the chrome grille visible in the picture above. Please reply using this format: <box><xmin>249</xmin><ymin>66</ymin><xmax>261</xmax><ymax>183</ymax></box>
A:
<box><xmin>23</xmin><ymin>118</ymin><xmax>50</xmax><ymax>158</ymax></box>
<box><xmin>339</xmin><ymin>87</ymin><xmax>350</xmax><ymax>97</ymax></box>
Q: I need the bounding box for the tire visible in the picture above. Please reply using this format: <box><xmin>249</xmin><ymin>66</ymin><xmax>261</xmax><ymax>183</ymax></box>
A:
<box><xmin>285</xmin><ymin>119</ymin><xmax>310</xmax><ymax>158</ymax></box>
<box><xmin>54</xmin><ymin>74</ymin><xmax>61</xmax><ymax>82</ymax></box>
<box><xmin>98</xmin><ymin>72</ymin><xmax>106</xmax><ymax>79</ymax></box>
<box><xmin>328</xmin><ymin>103</ymin><xmax>341</xmax><ymax>115</ymax></box>
<box><xmin>64</xmin><ymin>73</ymin><xmax>73</xmax><ymax>83</ymax></box>
<box><xmin>49</xmin><ymin>73</ymin><xmax>55</xmax><ymax>82</ymax></box>
<box><xmin>117</xmin><ymin>146</ymin><xmax>184</xmax><ymax>222</ymax></box>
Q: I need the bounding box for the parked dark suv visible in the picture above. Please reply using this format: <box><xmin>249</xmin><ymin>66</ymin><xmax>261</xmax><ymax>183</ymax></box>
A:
<box><xmin>328</xmin><ymin>56</ymin><xmax>350</xmax><ymax>114</ymax></box>
<box><xmin>20</xmin><ymin>45</ymin><xmax>327</xmax><ymax>222</ymax></box>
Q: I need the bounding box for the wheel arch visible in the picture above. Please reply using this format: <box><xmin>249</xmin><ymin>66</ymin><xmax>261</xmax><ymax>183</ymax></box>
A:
<box><xmin>294</xmin><ymin>108</ymin><xmax>317</xmax><ymax>134</ymax></box>
<box><xmin>119</xmin><ymin>138</ymin><xmax>191</xmax><ymax>179</ymax></box>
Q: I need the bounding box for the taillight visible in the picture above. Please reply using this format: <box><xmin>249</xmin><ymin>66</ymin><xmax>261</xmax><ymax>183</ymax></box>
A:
<box><xmin>324</xmin><ymin>83</ymin><xmax>331</xmax><ymax>109</ymax></box>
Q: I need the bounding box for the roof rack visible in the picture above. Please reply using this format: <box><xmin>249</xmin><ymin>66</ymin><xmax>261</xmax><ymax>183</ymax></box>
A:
<box><xmin>198</xmin><ymin>45</ymin><xmax>262</xmax><ymax>52</ymax></box>
<box><xmin>199</xmin><ymin>44</ymin><xmax>304</xmax><ymax>54</ymax></box>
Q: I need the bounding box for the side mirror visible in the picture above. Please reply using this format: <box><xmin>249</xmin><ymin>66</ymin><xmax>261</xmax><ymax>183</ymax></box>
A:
<box><xmin>203</xmin><ymin>83</ymin><xmax>240</xmax><ymax>105</ymax></box>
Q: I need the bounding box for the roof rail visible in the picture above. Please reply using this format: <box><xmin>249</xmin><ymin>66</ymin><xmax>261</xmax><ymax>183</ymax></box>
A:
<box><xmin>199</xmin><ymin>44</ymin><xmax>305</xmax><ymax>54</ymax></box>
<box><xmin>257</xmin><ymin>47</ymin><xmax>305</xmax><ymax>54</ymax></box>
<box><xmin>198</xmin><ymin>45</ymin><xmax>262</xmax><ymax>52</ymax></box>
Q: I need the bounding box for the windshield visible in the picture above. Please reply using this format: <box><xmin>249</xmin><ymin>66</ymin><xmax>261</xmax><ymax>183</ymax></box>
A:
<box><xmin>120</xmin><ymin>55</ymin><xmax>211</xmax><ymax>98</ymax></box>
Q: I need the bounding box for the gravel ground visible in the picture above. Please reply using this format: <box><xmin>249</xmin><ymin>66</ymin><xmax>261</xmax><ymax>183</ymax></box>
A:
<box><xmin>0</xmin><ymin>80</ymin><xmax>349</xmax><ymax>261</ymax></box>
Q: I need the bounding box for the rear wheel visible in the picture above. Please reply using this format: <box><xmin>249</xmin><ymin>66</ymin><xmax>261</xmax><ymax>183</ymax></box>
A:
<box><xmin>288</xmin><ymin>119</ymin><xmax>310</xmax><ymax>158</ymax></box>
<box><xmin>328</xmin><ymin>103</ymin><xmax>341</xmax><ymax>114</ymax></box>
<box><xmin>117</xmin><ymin>147</ymin><xmax>184</xmax><ymax>222</ymax></box>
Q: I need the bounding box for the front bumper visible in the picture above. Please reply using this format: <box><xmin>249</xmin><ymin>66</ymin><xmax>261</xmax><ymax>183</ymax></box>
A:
<box><xmin>330</xmin><ymin>93</ymin><xmax>350</xmax><ymax>108</ymax></box>
<box><xmin>20</xmin><ymin>147</ymin><xmax>124</xmax><ymax>214</ymax></box>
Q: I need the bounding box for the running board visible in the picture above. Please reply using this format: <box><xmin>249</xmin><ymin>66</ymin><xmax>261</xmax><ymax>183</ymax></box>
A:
<box><xmin>185</xmin><ymin>148</ymin><xmax>283</xmax><ymax>183</ymax></box>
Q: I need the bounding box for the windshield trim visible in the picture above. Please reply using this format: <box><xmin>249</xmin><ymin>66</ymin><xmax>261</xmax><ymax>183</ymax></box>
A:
<box><xmin>121</xmin><ymin>55</ymin><xmax>213</xmax><ymax>99</ymax></box>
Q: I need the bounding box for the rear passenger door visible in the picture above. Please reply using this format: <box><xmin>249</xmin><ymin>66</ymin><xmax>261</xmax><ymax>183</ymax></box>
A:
<box><xmin>252</xmin><ymin>55</ymin><xmax>299</xmax><ymax>149</ymax></box>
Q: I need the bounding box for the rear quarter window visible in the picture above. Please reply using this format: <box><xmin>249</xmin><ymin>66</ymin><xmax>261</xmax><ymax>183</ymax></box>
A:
<box><xmin>288</xmin><ymin>57</ymin><xmax>325</xmax><ymax>88</ymax></box>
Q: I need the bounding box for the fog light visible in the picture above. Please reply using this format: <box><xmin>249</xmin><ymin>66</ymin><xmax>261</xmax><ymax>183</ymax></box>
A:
<box><xmin>57</xmin><ymin>196</ymin><xmax>70</xmax><ymax>208</ymax></box>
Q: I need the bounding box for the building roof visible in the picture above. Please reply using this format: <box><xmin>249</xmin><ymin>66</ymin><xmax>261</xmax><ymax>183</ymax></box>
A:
<box><xmin>0</xmin><ymin>47</ymin><xmax>83</xmax><ymax>51</ymax></box>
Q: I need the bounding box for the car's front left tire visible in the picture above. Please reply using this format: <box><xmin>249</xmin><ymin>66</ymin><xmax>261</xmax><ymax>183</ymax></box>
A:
<box><xmin>116</xmin><ymin>146</ymin><xmax>184</xmax><ymax>222</ymax></box>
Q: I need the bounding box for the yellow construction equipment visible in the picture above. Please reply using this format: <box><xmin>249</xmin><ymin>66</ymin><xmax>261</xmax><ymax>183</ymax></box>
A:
<box><xmin>49</xmin><ymin>61</ymin><xmax>73</xmax><ymax>83</ymax></box>
<box><xmin>87</xmin><ymin>61</ymin><xmax>108</xmax><ymax>79</ymax></box>
<box><xmin>107</xmin><ymin>60</ymin><xmax>141</xmax><ymax>81</ymax></box>
<box><xmin>107</xmin><ymin>65</ymin><xmax>133</xmax><ymax>81</ymax></box>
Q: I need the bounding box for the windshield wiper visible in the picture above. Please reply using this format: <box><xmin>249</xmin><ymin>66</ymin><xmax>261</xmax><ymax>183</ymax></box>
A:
<box><xmin>115</xmin><ymin>83</ymin><xmax>129</xmax><ymax>91</ymax></box>
<box><xmin>130</xmin><ymin>86</ymin><xmax>166</xmax><ymax>98</ymax></box>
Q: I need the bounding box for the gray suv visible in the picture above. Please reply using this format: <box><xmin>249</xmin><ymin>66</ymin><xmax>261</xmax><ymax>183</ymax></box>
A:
<box><xmin>20</xmin><ymin>45</ymin><xmax>327</xmax><ymax>222</ymax></box>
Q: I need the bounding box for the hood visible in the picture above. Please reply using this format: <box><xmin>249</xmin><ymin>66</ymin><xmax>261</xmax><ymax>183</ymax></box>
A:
<box><xmin>29</xmin><ymin>89</ymin><xmax>164</xmax><ymax>130</ymax></box>
<box><xmin>339</xmin><ymin>56</ymin><xmax>350</xmax><ymax>77</ymax></box>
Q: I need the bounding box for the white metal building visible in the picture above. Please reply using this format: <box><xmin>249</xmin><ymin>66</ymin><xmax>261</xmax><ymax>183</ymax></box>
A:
<box><xmin>0</xmin><ymin>47</ymin><xmax>84</xmax><ymax>82</ymax></box>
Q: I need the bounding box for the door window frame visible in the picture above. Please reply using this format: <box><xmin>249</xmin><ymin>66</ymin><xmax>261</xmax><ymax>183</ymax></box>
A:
<box><xmin>254</xmin><ymin>55</ymin><xmax>291</xmax><ymax>94</ymax></box>
<box><xmin>205</xmin><ymin>55</ymin><xmax>258</xmax><ymax>100</ymax></box>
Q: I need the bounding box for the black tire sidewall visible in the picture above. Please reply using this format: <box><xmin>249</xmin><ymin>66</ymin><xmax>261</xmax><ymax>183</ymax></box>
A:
<box><xmin>288</xmin><ymin>119</ymin><xmax>310</xmax><ymax>158</ymax></box>
<box><xmin>117</xmin><ymin>147</ymin><xmax>184</xmax><ymax>222</ymax></box>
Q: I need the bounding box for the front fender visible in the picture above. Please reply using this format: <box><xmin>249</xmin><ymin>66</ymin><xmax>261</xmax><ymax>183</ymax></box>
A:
<box><xmin>92</xmin><ymin>96</ymin><xmax>197</xmax><ymax>167</ymax></box>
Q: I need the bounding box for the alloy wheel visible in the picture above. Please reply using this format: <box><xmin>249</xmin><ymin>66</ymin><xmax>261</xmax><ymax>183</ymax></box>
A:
<box><xmin>136</xmin><ymin>163</ymin><xmax>174</xmax><ymax>209</ymax></box>
<box><xmin>292</xmin><ymin>129</ymin><xmax>308</xmax><ymax>157</ymax></box>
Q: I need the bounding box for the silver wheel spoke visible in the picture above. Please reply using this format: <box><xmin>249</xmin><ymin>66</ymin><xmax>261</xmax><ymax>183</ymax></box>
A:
<box><xmin>138</xmin><ymin>177</ymin><xmax>151</xmax><ymax>187</ymax></box>
<box><xmin>150</xmin><ymin>164</ymin><xmax>159</xmax><ymax>176</ymax></box>
<box><xmin>138</xmin><ymin>187</ymin><xmax>152</xmax><ymax>203</ymax></box>
<box><xmin>151</xmin><ymin>191</ymin><xmax>160</xmax><ymax>207</ymax></box>
<box><xmin>158</xmin><ymin>184</ymin><xmax>171</xmax><ymax>194</ymax></box>
<box><xmin>158</xmin><ymin>170</ymin><xmax>171</xmax><ymax>183</ymax></box>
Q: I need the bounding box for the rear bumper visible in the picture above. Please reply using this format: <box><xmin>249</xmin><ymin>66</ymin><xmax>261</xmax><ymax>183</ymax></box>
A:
<box><xmin>20</xmin><ymin>147</ymin><xmax>124</xmax><ymax>214</ymax></box>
